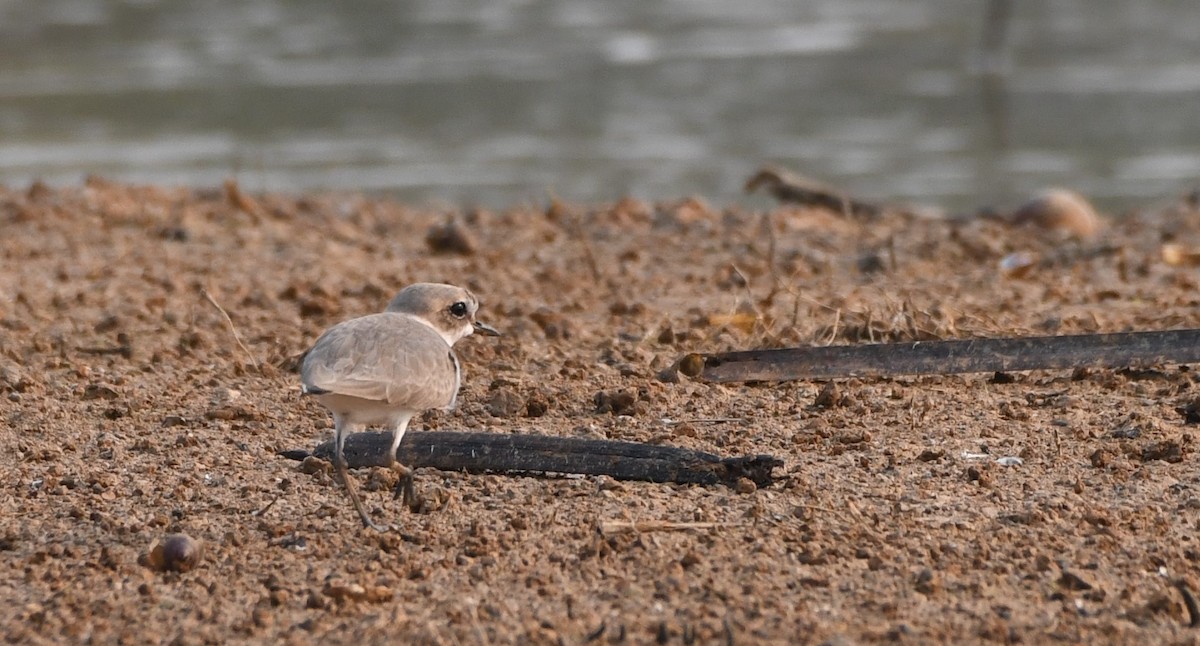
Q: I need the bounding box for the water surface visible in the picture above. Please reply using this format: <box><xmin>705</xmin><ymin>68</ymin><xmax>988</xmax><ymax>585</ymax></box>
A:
<box><xmin>1</xmin><ymin>0</ymin><xmax>1198</xmax><ymax>212</ymax></box>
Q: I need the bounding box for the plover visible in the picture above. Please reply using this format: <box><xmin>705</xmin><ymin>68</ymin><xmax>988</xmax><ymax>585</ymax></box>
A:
<box><xmin>300</xmin><ymin>283</ymin><xmax>499</xmax><ymax>531</ymax></box>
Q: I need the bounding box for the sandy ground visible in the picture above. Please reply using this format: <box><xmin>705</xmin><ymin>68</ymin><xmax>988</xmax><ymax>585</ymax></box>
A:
<box><xmin>3</xmin><ymin>178</ymin><xmax>1200</xmax><ymax>644</ymax></box>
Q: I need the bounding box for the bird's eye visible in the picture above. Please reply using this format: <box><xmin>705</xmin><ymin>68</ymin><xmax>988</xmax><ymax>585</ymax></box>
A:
<box><xmin>449</xmin><ymin>301</ymin><xmax>468</xmax><ymax>318</ymax></box>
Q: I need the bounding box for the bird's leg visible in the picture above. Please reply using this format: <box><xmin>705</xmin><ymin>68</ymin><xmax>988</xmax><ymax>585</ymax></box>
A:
<box><xmin>387</xmin><ymin>418</ymin><xmax>421</xmax><ymax>512</ymax></box>
<box><xmin>334</xmin><ymin>418</ymin><xmax>390</xmax><ymax>532</ymax></box>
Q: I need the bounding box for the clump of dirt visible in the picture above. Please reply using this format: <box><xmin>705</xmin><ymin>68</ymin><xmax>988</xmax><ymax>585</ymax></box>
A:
<box><xmin>2</xmin><ymin>178</ymin><xmax>1200</xmax><ymax>643</ymax></box>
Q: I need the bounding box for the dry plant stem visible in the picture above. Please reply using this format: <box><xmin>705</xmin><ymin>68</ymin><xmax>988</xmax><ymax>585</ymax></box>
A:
<box><xmin>729</xmin><ymin>264</ymin><xmax>783</xmax><ymax>346</ymax></box>
<box><xmin>282</xmin><ymin>430</ymin><xmax>784</xmax><ymax>489</ymax></box>
<box><xmin>201</xmin><ymin>288</ymin><xmax>260</xmax><ymax>370</ymax></box>
<box><xmin>1176</xmin><ymin>579</ymin><xmax>1200</xmax><ymax>628</ymax></box>
<box><xmin>744</xmin><ymin>167</ymin><xmax>883</xmax><ymax>218</ymax></box>
<box><xmin>599</xmin><ymin>520</ymin><xmax>723</xmax><ymax>535</ymax></box>
<box><xmin>252</xmin><ymin>494</ymin><xmax>281</xmax><ymax>518</ymax></box>
<box><xmin>824</xmin><ymin>309</ymin><xmax>842</xmax><ymax>345</ymax></box>
<box><xmin>761</xmin><ymin>211</ymin><xmax>782</xmax><ymax>304</ymax></box>
<box><xmin>572</xmin><ymin>213</ymin><xmax>605</xmax><ymax>286</ymax></box>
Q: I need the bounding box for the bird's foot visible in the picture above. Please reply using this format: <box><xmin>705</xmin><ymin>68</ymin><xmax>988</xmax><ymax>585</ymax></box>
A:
<box><xmin>389</xmin><ymin>462</ymin><xmax>422</xmax><ymax>512</ymax></box>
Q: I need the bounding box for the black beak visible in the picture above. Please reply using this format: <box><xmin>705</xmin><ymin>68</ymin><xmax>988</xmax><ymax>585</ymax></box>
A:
<box><xmin>473</xmin><ymin>320</ymin><xmax>501</xmax><ymax>336</ymax></box>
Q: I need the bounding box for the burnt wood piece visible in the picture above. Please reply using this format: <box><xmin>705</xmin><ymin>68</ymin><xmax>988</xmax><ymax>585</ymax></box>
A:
<box><xmin>280</xmin><ymin>430</ymin><xmax>783</xmax><ymax>489</ymax></box>
<box><xmin>696</xmin><ymin>328</ymin><xmax>1200</xmax><ymax>383</ymax></box>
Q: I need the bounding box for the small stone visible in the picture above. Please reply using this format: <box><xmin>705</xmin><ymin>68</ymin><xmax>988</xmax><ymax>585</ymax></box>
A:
<box><xmin>916</xmin><ymin>449</ymin><xmax>945</xmax><ymax>462</ymax></box>
<box><xmin>1162</xmin><ymin>243</ymin><xmax>1200</xmax><ymax>267</ymax></box>
<box><xmin>204</xmin><ymin>406</ymin><xmax>258</xmax><ymax>421</ymax></box>
<box><xmin>814</xmin><ymin>382</ymin><xmax>841</xmax><ymax>408</ymax></box>
<box><xmin>300</xmin><ymin>456</ymin><xmax>330</xmax><ymax>475</ymax></box>
<box><xmin>486</xmin><ymin>388</ymin><xmax>524</xmax><ymax>418</ymax></box>
<box><xmin>1176</xmin><ymin>398</ymin><xmax>1200</xmax><ymax>425</ymax></box>
<box><xmin>656</xmin><ymin>366</ymin><xmax>680</xmax><ymax>384</ymax></box>
<box><xmin>594</xmin><ymin>390</ymin><xmax>637</xmax><ymax>416</ymax></box>
<box><xmin>1057</xmin><ymin>570</ymin><xmax>1093</xmax><ymax>591</ymax></box>
<box><xmin>82</xmin><ymin>383</ymin><xmax>119</xmax><ymax>400</ymax></box>
<box><xmin>734</xmin><ymin>478</ymin><xmax>757</xmax><ymax>495</ymax></box>
<box><xmin>425</xmin><ymin>217</ymin><xmax>477</xmax><ymax>255</ymax></box>
<box><xmin>856</xmin><ymin>252</ymin><xmax>886</xmax><ymax>274</ymax></box>
<box><xmin>323</xmin><ymin>580</ymin><xmax>367</xmax><ymax>602</ymax></box>
<box><xmin>94</xmin><ymin>315</ymin><xmax>121</xmax><ymax>334</ymax></box>
<box><xmin>914</xmin><ymin>568</ymin><xmax>939</xmax><ymax>595</ymax></box>
<box><xmin>364</xmin><ymin>585</ymin><xmax>394</xmax><ymax>603</ymax></box>
<box><xmin>677</xmin><ymin>354</ymin><xmax>704</xmax><ymax>378</ymax></box>
<box><xmin>671</xmin><ymin>422</ymin><xmax>697</xmax><ymax>438</ymax></box>
<box><xmin>298</xmin><ymin>297</ymin><xmax>339</xmax><ymax>319</ymax></box>
<box><xmin>210</xmin><ymin>388</ymin><xmax>241</xmax><ymax>406</ymax></box>
<box><xmin>1141</xmin><ymin>440</ymin><xmax>1185</xmax><ymax>463</ymax></box>
<box><xmin>252</xmin><ymin>606</ymin><xmax>273</xmax><ymax>628</ymax></box>
<box><xmin>143</xmin><ymin>533</ymin><xmax>203</xmax><ymax>573</ymax></box>
<box><xmin>530</xmin><ymin>308</ymin><xmax>573</xmax><ymax>340</ymax></box>
<box><xmin>524</xmin><ymin>394</ymin><xmax>550</xmax><ymax>418</ymax></box>
<box><xmin>1011</xmin><ymin>188</ymin><xmax>1102</xmax><ymax>240</ymax></box>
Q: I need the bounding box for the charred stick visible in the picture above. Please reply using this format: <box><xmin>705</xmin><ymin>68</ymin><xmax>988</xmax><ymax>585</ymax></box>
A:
<box><xmin>1176</xmin><ymin>580</ymin><xmax>1200</xmax><ymax>628</ymax></box>
<box><xmin>280</xmin><ymin>430</ymin><xmax>783</xmax><ymax>489</ymax></box>
<box><xmin>691</xmin><ymin>328</ymin><xmax>1200</xmax><ymax>383</ymax></box>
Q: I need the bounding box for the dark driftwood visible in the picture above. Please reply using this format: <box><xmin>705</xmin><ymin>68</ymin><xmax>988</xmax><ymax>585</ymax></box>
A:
<box><xmin>280</xmin><ymin>430</ymin><xmax>783</xmax><ymax>488</ymax></box>
<box><xmin>694</xmin><ymin>328</ymin><xmax>1200</xmax><ymax>383</ymax></box>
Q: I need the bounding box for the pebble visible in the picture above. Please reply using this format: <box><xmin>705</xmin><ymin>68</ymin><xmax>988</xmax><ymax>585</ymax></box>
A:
<box><xmin>424</xmin><ymin>217</ymin><xmax>477</xmax><ymax>255</ymax></box>
<box><xmin>999</xmin><ymin>251</ymin><xmax>1038</xmax><ymax>278</ymax></box>
<box><xmin>485</xmin><ymin>388</ymin><xmax>524</xmax><ymax>418</ymax></box>
<box><xmin>1011</xmin><ymin>188</ymin><xmax>1101</xmax><ymax>240</ymax></box>
<box><xmin>322</xmin><ymin>580</ymin><xmax>367</xmax><ymax>602</ymax></box>
<box><xmin>144</xmin><ymin>533</ymin><xmax>203</xmax><ymax>573</ymax></box>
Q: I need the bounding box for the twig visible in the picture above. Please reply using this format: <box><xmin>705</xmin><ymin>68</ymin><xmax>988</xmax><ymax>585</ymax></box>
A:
<box><xmin>824</xmin><ymin>309</ymin><xmax>842</xmax><ymax>345</ymax></box>
<box><xmin>761</xmin><ymin>211</ymin><xmax>781</xmax><ymax>305</ymax></box>
<box><xmin>599</xmin><ymin>520</ymin><xmax>724</xmax><ymax>535</ymax></box>
<box><xmin>661</xmin><ymin>418</ymin><xmax>743</xmax><ymax>426</ymax></box>
<box><xmin>584</xmin><ymin>622</ymin><xmax>606</xmax><ymax>643</ymax></box>
<box><xmin>729</xmin><ymin>264</ymin><xmax>783</xmax><ymax>346</ymax></box>
<box><xmin>252</xmin><ymin>494</ymin><xmax>281</xmax><ymax>517</ymax></box>
<box><xmin>1176</xmin><ymin>579</ymin><xmax>1200</xmax><ymax>628</ymax></box>
<box><xmin>572</xmin><ymin>213</ymin><xmax>604</xmax><ymax>286</ymax></box>
<box><xmin>201</xmin><ymin>288</ymin><xmax>260</xmax><ymax>369</ymax></box>
<box><xmin>744</xmin><ymin>166</ymin><xmax>883</xmax><ymax>219</ymax></box>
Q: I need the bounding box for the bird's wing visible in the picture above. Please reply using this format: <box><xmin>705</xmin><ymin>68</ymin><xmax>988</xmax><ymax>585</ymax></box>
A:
<box><xmin>300</xmin><ymin>314</ymin><xmax>459</xmax><ymax>409</ymax></box>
